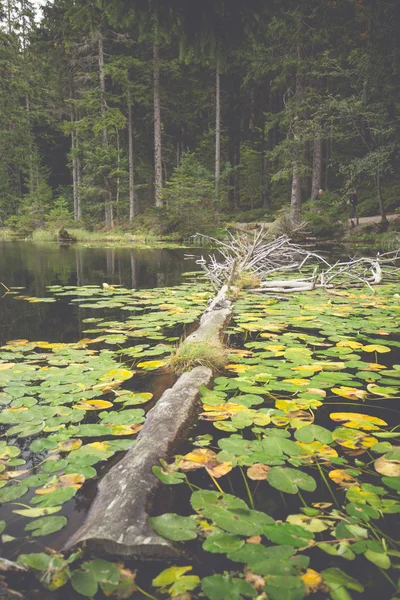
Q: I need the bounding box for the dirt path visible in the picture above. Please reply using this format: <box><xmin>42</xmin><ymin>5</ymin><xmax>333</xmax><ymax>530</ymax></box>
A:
<box><xmin>351</xmin><ymin>213</ymin><xmax>398</xmax><ymax>227</ymax></box>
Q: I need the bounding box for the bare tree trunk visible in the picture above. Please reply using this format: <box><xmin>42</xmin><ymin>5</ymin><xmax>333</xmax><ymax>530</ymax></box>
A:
<box><xmin>127</xmin><ymin>92</ymin><xmax>136</xmax><ymax>221</ymax></box>
<box><xmin>234</xmin><ymin>136</ymin><xmax>240</xmax><ymax>210</ymax></box>
<box><xmin>290</xmin><ymin>39</ymin><xmax>303</xmax><ymax>224</ymax></box>
<box><xmin>377</xmin><ymin>170</ymin><xmax>387</xmax><ymax>222</ymax></box>
<box><xmin>311</xmin><ymin>136</ymin><xmax>322</xmax><ymax>200</ymax></box>
<box><xmin>215</xmin><ymin>60</ymin><xmax>221</xmax><ymax>201</ymax></box>
<box><xmin>291</xmin><ymin>165</ymin><xmax>302</xmax><ymax>224</ymax></box>
<box><xmin>115</xmin><ymin>127</ymin><xmax>120</xmax><ymax>226</ymax></box>
<box><xmin>98</xmin><ymin>31</ymin><xmax>113</xmax><ymax>228</ymax></box>
<box><xmin>70</xmin><ymin>111</ymin><xmax>79</xmax><ymax>220</ymax></box>
<box><xmin>153</xmin><ymin>44</ymin><xmax>163</xmax><ymax>207</ymax></box>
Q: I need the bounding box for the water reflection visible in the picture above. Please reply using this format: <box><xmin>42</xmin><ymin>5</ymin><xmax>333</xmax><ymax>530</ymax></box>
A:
<box><xmin>0</xmin><ymin>242</ymin><xmax>203</xmax><ymax>345</ymax></box>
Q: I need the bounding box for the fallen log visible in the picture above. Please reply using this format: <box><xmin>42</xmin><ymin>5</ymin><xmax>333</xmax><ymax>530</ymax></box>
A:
<box><xmin>64</xmin><ymin>366</ymin><xmax>213</xmax><ymax>558</ymax></box>
<box><xmin>64</xmin><ymin>287</ymin><xmax>232</xmax><ymax>559</ymax></box>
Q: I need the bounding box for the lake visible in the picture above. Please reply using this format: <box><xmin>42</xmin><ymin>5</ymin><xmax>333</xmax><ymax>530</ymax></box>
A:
<box><xmin>0</xmin><ymin>242</ymin><xmax>203</xmax><ymax>346</ymax></box>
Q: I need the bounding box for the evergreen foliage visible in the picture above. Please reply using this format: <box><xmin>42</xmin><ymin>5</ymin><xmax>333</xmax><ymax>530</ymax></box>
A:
<box><xmin>0</xmin><ymin>0</ymin><xmax>399</xmax><ymax>234</ymax></box>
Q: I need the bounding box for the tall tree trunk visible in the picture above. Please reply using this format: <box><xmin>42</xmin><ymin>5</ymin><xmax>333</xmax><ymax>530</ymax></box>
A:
<box><xmin>234</xmin><ymin>135</ymin><xmax>241</xmax><ymax>210</ymax></box>
<box><xmin>98</xmin><ymin>31</ymin><xmax>113</xmax><ymax>228</ymax></box>
<box><xmin>115</xmin><ymin>126</ymin><xmax>120</xmax><ymax>226</ymax></box>
<box><xmin>71</xmin><ymin>112</ymin><xmax>79</xmax><ymax>220</ymax></box>
<box><xmin>376</xmin><ymin>170</ymin><xmax>387</xmax><ymax>222</ymax></box>
<box><xmin>127</xmin><ymin>91</ymin><xmax>136</xmax><ymax>221</ymax></box>
<box><xmin>153</xmin><ymin>44</ymin><xmax>163</xmax><ymax>207</ymax></box>
<box><xmin>215</xmin><ymin>60</ymin><xmax>221</xmax><ymax>201</ymax></box>
<box><xmin>291</xmin><ymin>165</ymin><xmax>302</xmax><ymax>224</ymax></box>
<box><xmin>290</xmin><ymin>39</ymin><xmax>303</xmax><ymax>224</ymax></box>
<box><xmin>311</xmin><ymin>136</ymin><xmax>322</xmax><ymax>200</ymax></box>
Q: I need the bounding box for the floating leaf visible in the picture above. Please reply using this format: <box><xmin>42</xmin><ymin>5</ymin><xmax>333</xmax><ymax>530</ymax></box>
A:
<box><xmin>331</xmin><ymin>386</ymin><xmax>368</xmax><ymax>401</ymax></box>
<box><xmin>330</xmin><ymin>412</ymin><xmax>387</xmax><ymax>431</ymax></box>
<box><xmin>263</xmin><ymin>523</ymin><xmax>314</xmax><ymax>547</ymax></box>
<box><xmin>152</xmin><ymin>466</ymin><xmax>186</xmax><ymax>485</ymax></box>
<box><xmin>148</xmin><ymin>513</ymin><xmax>197</xmax><ymax>541</ymax></box>
<box><xmin>267</xmin><ymin>467</ymin><xmax>316</xmax><ymax>494</ymax></box>
<box><xmin>201</xmin><ymin>574</ymin><xmax>257</xmax><ymax>600</ymax></box>
<box><xmin>36</xmin><ymin>473</ymin><xmax>85</xmax><ymax>494</ymax></box>
<box><xmin>362</xmin><ymin>344</ymin><xmax>391</xmax><ymax>353</ymax></box>
<box><xmin>374</xmin><ymin>456</ymin><xmax>400</xmax><ymax>477</ymax></box>
<box><xmin>202</xmin><ymin>533</ymin><xmax>244</xmax><ymax>554</ymax></box>
<box><xmin>0</xmin><ymin>484</ymin><xmax>28</xmax><ymax>502</ymax></box>
<box><xmin>24</xmin><ymin>516</ymin><xmax>67</xmax><ymax>537</ymax></box>
<box><xmin>178</xmin><ymin>449</ymin><xmax>232</xmax><ymax>478</ymax></box>
<box><xmin>13</xmin><ymin>506</ymin><xmax>62</xmax><ymax>518</ymax></box>
<box><xmin>247</xmin><ymin>464</ymin><xmax>270</xmax><ymax>480</ymax></box>
<box><xmin>367</xmin><ymin>384</ymin><xmax>399</xmax><ymax>397</ymax></box>
<box><xmin>75</xmin><ymin>400</ymin><xmax>113</xmax><ymax>410</ymax></box>
<box><xmin>137</xmin><ymin>360</ymin><xmax>166</xmax><ymax>370</ymax></box>
<box><xmin>329</xmin><ymin>469</ymin><xmax>358</xmax><ymax>488</ymax></box>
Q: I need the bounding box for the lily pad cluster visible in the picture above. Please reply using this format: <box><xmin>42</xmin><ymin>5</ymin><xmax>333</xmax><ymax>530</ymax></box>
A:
<box><xmin>2</xmin><ymin>282</ymin><xmax>399</xmax><ymax>599</ymax></box>
<box><xmin>150</xmin><ymin>285</ymin><xmax>400</xmax><ymax>599</ymax></box>
<box><xmin>0</xmin><ymin>341</ymin><xmax>146</xmax><ymax>541</ymax></box>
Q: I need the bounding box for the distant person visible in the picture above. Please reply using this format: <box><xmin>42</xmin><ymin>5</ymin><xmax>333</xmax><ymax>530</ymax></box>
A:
<box><xmin>313</xmin><ymin>188</ymin><xmax>324</xmax><ymax>200</ymax></box>
<box><xmin>348</xmin><ymin>189</ymin><xmax>358</xmax><ymax>228</ymax></box>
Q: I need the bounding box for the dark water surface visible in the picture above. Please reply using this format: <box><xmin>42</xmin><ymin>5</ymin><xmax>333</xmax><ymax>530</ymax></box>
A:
<box><xmin>0</xmin><ymin>242</ymin><xmax>202</xmax><ymax>345</ymax></box>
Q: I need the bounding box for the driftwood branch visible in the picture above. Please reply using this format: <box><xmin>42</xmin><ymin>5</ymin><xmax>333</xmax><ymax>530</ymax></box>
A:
<box><xmin>188</xmin><ymin>232</ymin><xmax>399</xmax><ymax>293</ymax></box>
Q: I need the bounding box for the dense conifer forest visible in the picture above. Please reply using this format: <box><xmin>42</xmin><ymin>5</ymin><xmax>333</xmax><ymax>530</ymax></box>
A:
<box><xmin>0</xmin><ymin>0</ymin><xmax>399</xmax><ymax>238</ymax></box>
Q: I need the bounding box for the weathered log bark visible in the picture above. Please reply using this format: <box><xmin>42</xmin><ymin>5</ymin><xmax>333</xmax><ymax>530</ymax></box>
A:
<box><xmin>184</xmin><ymin>285</ymin><xmax>230</xmax><ymax>345</ymax></box>
<box><xmin>64</xmin><ymin>366</ymin><xmax>213</xmax><ymax>558</ymax></box>
<box><xmin>64</xmin><ymin>287</ymin><xmax>232</xmax><ymax>558</ymax></box>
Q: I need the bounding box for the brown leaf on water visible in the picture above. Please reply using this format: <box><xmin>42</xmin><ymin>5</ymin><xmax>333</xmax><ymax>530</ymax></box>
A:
<box><xmin>178</xmin><ymin>448</ymin><xmax>232</xmax><ymax>478</ymax></box>
<box><xmin>247</xmin><ymin>464</ymin><xmax>270</xmax><ymax>480</ymax></box>
<box><xmin>328</xmin><ymin>469</ymin><xmax>358</xmax><ymax>488</ymax></box>
<box><xmin>246</xmin><ymin>536</ymin><xmax>262</xmax><ymax>544</ymax></box>
<box><xmin>244</xmin><ymin>567</ymin><xmax>265</xmax><ymax>591</ymax></box>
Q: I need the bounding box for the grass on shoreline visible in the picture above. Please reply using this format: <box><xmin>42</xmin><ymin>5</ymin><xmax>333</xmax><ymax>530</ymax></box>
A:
<box><xmin>0</xmin><ymin>227</ymin><xmax>190</xmax><ymax>248</ymax></box>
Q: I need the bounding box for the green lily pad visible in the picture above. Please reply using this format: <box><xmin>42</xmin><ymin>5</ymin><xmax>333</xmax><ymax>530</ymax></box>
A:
<box><xmin>148</xmin><ymin>513</ymin><xmax>197</xmax><ymax>541</ymax></box>
<box><xmin>24</xmin><ymin>516</ymin><xmax>67</xmax><ymax>537</ymax></box>
<box><xmin>0</xmin><ymin>484</ymin><xmax>28</xmax><ymax>503</ymax></box>
<box><xmin>267</xmin><ymin>467</ymin><xmax>316</xmax><ymax>494</ymax></box>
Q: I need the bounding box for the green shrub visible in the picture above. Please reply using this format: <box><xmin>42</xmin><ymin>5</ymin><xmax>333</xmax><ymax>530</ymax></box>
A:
<box><xmin>159</xmin><ymin>154</ymin><xmax>216</xmax><ymax>237</ymax></box>
<box><xmin>46</xmin><ymin>198</ymin><xmax>74</xmax><ymax>229</ymax></box>
<box><xmin>301</xmin><ymin>193</ymin><xmax>346</xmax><ymax>238</ymax></box>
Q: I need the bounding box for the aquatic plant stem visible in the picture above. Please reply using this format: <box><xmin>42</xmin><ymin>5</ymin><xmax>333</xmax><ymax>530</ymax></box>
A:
<box><xmin>377</xmin><ymin>567</ymin><xmax>397</xmax><ymax>591</ymax></box>
<box><xmin>239</xmin><ymin>466</ymin><xmax>255</xmax><ymax>509</ymax></box>
<box><xmin>208</xmin><ymin>472</ymin><xmax>224</xmax><ymax>493</ymax></box>
<box><xmin>297</xmin><ymin>490</ymin><xmax>307</xmax><ymax>507</ymax></box>
<box><xmin>135</xmin><ymin>585</ymin><xmax>159</xmax><ymax>600</ymax></box>
<box><xmin>316</xmin><ymin>461</ymin><xmax>340</xmax><ymax>509</ymax></box>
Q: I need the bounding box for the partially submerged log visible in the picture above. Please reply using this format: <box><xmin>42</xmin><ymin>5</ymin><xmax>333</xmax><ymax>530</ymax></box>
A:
<box><xmin>64</xmin><ymin>366</ymin><xmax>213</xmax><ymax>558</ymax></box>
<box><xmin>184</xmin><ymin>285</ymin><xmax>231</xmax><ymax>344</ymax></box>
<box><xmin>64</xmin><ymin>287</ymin><xmax>232</xmax><ymax>559</ymax></box>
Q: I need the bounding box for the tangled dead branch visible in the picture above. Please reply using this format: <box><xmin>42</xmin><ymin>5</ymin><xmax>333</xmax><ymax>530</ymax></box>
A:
<box><xmin>186</xmin><ymin>231</ymin><xmax>400</xmax><ymax>293</ymax></box>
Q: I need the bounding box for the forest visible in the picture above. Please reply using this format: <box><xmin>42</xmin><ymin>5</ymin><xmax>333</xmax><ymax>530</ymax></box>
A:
<box><xmin>0</xmin><ymin>0</ymin><xmax>399</xmax><ymax>240</ymax></box>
